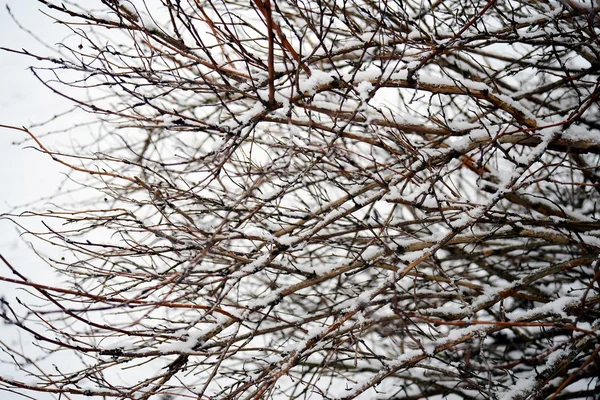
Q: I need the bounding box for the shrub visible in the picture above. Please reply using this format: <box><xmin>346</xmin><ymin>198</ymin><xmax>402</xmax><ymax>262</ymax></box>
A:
<box><xmin>1</xmin><ymin>1</ymin><xmax>599</xmax><ymax>399</ymax></box>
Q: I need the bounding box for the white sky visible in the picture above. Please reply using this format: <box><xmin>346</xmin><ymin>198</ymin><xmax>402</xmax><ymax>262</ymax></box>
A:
<box><xmin>0</xmin><ymin>2</ymin><xmax>74</xmax><ymax>398</ymax></box>
<box><xmin>0</xmin><ymin>0</ymin><xmax>69</xmax><ymax>239</ymax></box>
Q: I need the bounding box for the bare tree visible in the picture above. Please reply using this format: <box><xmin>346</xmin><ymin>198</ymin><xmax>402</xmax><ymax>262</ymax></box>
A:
<box><xmin>1</xmin><ymin>0</ymin><xmax>600</xmax><ymax>399</ymax></box>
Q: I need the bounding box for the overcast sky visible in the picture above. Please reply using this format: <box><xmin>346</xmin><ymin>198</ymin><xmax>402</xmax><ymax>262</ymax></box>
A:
<box><xmin>1</xmin><ymin>0</ymin><xmax>69</xmax><ymax>242</ymax></box>
<box><xmin>1</xmin><ymin>2</ymin><xmax>76</xmax><ymax>398</ymax></box>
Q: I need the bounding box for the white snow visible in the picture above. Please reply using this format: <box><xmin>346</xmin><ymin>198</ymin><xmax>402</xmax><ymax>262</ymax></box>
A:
<box><xmin>356</xmin><ymin>80</ymin><xmax>373</xmax><ymax>101</ymax></box>
<box><xmin>298</xmin><ymin>70</ymin><xmax>335</xmax><ymax>94</ymax></box>
<box><xmin>562</xmin><ymin>125</ymin><xmax>600</xmax><ymax>144</ymax></box>
<box><xmin>247</xmin><ymin>290</ymin><xmax>282</xmax><ymax>308</ymax></box>
<box><xmin>499</xmin><ymin>376</ymin><xmax>536</xmax><ymax>400</ymax></box>
<box><xmin>158</xmin><ymin>328</ymin><xmax>205</xmax><ymax>353</ymax></box>
<box><xmin>545</xmin><ymin>348</ymin><xmax>568</xmax><ymax>369</ymax></box>
<box><xmin>238</xmin><ymin>224</ymin><xmax>274</xmax><ymax>241</ymax></box>
<box><xmin>506</xmin><ymin>295</ymin><xmax>580</xmax><ymax>320</ymax></box>
<box><xmin>361</xmin><ymin>246</ymin><xmax>383</xmax><ymax>261</ymax></box>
